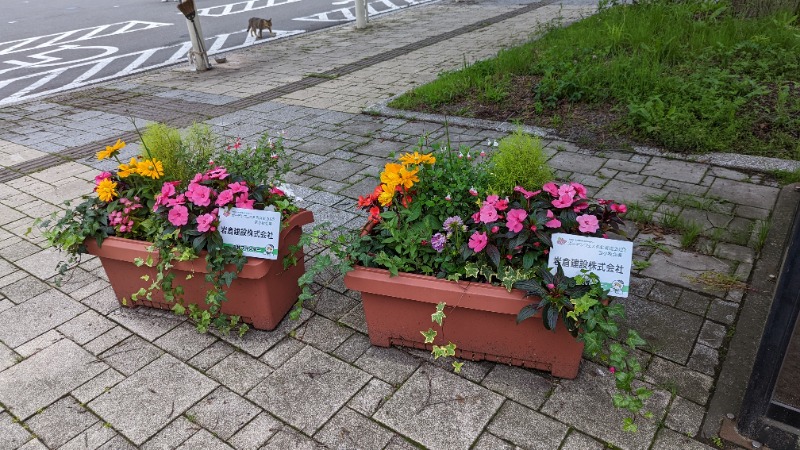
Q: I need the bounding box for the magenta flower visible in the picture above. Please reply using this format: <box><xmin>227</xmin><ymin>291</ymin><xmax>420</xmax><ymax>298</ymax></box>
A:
<box><xmin>186</xmin><ymin>183</ymin><xmax>213</xmax><ymax>207</ymax></box>
<box><xmin>506</xmin><ymin>208</ymin><xmax>528</xmax><ymax>233</ymax></box>
<box><xmin>484</xmin><ymin>195</ymin><xmax>499</xmax><ymax>206</ymax></box>
<box><xmin>571</xmin><ymin>182</ymin><xmax>587</xmax><ymax>198</ymax></box>
<box><xmin>168</xmin><ymin>205</ymin><xmax>189</xmax><ymax>227</ymax></box>
<box><xmin>545</xmin><ymin>210</ymin><xmax>562</xmax><ymax>228</ymax></box>
<box><xmin>468</xmin><ymin>231</ymin><xmax>488</xmax><ymax>252</ymax></box>
<box><xmin>542</xmin><ymin>182</ymin><xmax>559</xmax><ymax>197</ymax></box>
<box><xmin>479</xmin><ymin>204</ymin><xmax>498</xmax><ymax>223</ymax></box>
<box><xmin>206</xmin><ymin>167</ymin><xmax>229</xmax><ymax>180</ymax></box>
<box><xmin>611</xmin><ymin>203</ymin><xmax>627</xmax><ymax>214</ymax></box>
<box><xmin>94</xmin><ymin>172</ymin><xmax>112</xmax><ymax>185</ymax></box>
<box><xmin>495</xmin><ymin>198</ymin><xmax>509</xmax><ymax>211</ymax></box>
<box><xmin>514</xmin><ymin>186</ymin><xmax>541</xmax><ymax>199</ymax></box>
<box><xmin>573</xmin><ymin>201</ymin><xmax>589</xmax><ymax>212</ymax></box>
<box><xmin>235</xmin><ymin>194</ymin><xmax>254</xmax><ymax>209</ymax></box>
<box><xmin>469</xmin><ymin>187</ymin><xmax>478</xmax><ymax>196</ymax></box>
<box><xmin>577</xmin><ymin>214</ymin><xmax>600</xmax><ymax>233</ymax></box>
<box><xmin>196</xmin><ymin>213</ymin><xmax>216</xmax><ymax>233</ymax></box>
<box><xmin>216</xmin><ymin>189</ymin><xmax>234</xmax><ymax>207</ymax></box>
<box><xmin>270</xmin><ymin>187</ymin><xmax>285</xmax><ymax>196</ymax></box>
<box><xmin>491</xmin><ymin>226</ymin><xmax>499</xmax><ymax>233</ymax></box>
<box><xmin>166</xmin><ymin>193</ymin><xmax>186</xmax><ymax>208</ymax></box>
<box><xmin>552</xmin><ymin>194</ymin><xmax>574</xmax><ymax>208</ymax></box>
<box><xmin>228</xmin><ymin>181</ymin><xmax>249</xmax><ymax>195</ymax></box>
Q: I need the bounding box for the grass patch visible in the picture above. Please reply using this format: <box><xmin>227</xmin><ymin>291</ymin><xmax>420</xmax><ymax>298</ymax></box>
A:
<box><xmin>391</xmin><ymin>0</ymin><xmax>800</xmax><ymax>158</ymax></box>
<box><xmin>771</xmin><ymin>167</ymin><xmax>800</xmax><ymax>185</ymax></box>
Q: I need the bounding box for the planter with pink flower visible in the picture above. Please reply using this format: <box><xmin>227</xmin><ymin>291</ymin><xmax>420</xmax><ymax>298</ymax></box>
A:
<box><xmin>39</xmin><ymin>125</ymin><xmax>312</xmax><ymax>334</ymax></box>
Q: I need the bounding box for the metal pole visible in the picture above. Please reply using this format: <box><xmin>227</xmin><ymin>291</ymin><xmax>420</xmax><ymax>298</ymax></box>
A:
<box><xmin>355</xmin><ymin>0</ymin><xmax>367</xmax><ymax>29</ymax></box>
<box><xmin>180</xmin><ymin>0</ymin><xmax>211</xmax><ymax>71</ymax></box>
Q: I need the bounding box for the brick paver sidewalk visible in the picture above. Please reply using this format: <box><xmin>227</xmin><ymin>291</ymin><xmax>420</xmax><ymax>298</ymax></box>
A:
<box><xmin>0</xmin><ymin>1</ymin><xmax>797</xmax><ymax>449</ymax></box>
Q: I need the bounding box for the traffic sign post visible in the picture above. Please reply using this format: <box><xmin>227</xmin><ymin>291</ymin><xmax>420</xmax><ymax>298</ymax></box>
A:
<box><xmin>177</xmin><ymin>0</ymin><xmax>211</xmax><ymax>71</ymax></box>
<box><xmin>355</xmin><ymin>0</ymin><xmax>367</xmax><ymax>29</ymax></box>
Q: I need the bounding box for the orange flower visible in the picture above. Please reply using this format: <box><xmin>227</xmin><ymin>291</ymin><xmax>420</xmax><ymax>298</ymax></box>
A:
<box><xmin>97</xmin><ymin>139</ymin><xmax>125</xmax><ymax>160</ymax></box>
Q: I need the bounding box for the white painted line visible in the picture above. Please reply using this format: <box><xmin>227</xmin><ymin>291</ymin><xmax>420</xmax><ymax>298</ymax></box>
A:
<box><xmin>207</xmin><ymin>33</ymin><xmax>232</xmax><ymax>54</ymax></box>
<box><xmin>294</xmin><ymin>0</ymin><xmax>435</xmax><ymax>21</ymax></box>
<box><xmin>71</xmin><ymin>58</ymin><xmax>114</xmax><ymax>84</ymax></box>
<box><xmin>2</xmin><ymin>68</ymin><xmax>68</xmax><ymax>103</ymax></box>
<box><xmin>119</xmin><ymin>48</ymin><xmax>160</xmax><ymax>74</ymax></box>
<box><xmin>197</xmin><ymin>0</ymin><xmax>301</xmax><ymax>17</ymax></box>
<box><xmin>164</xmin><ymin>42</ymin><xmax>194</xmax><ymax>65</ymax></box>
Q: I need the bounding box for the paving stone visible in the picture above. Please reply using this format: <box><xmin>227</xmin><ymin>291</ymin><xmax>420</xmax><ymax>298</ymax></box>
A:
<box><xmin>347</xmin><ymin>377</ymin><xmax>395</xmax><ymax>417</ymax></box>
<box><xmin>472</xmin><ymin>433</ymin><xmax>514</xmax><ymax>450</ymax></box>
<box><xmin>629</xmin><ymin>276</ymin><xmax>655</xmax><ymax>298</ymax></box>
<box><xmin>490</xmin><ymin>400</ymin><xmax>568</xmax><ymax>449</ymax></box>
<box><xmin>228</xmin><ymin>412</ymin><xmax>283</xmax><ymax>450</ymax></box>
<box><xmin>374</xmin><ymin>364</ymin><xmax>504</xmax><ymax>450</ymax></box>
<box><xmin>304</xmin><ymin>287</ymin><xmax>360</xmax><ymax>320</ymax></box>
<box><xmin>84</xmin><ymin>326</ymin><xmax>132</xmax><ymax>356</ymax></box>
<box><xmin>107</xmin><ymin>307</ymin><xmax>184</xmax><ymax>342</ymax></box>
<box><xmin>188</xmin><ymin>340</ymin><xmax>236</xmax><ymax>371</ymax></box>
<box><xmin>688</xmin><ymin>343</ymin><xmax>719</xmax><ymax>376</ymax></box>
<box><xmin>354</xmin><ymin>345</ymin><xmax>421</xmax><ymax>386</ymax></box>
<box><xmin>547</xmin><ymin>152</ymin><xmax>606</xmax><ymax>175</ymax></box>
<box><xmin>352</xmin><ymin>140</ymin><xmax>405</xmax><ymax>158</ymax></box>
<box><xmin>0</xmin><ymin>290</ymin><xmax>86</xmax><ymax>347</ymax></box>
<box><xmin>646</xmin><ymin>281</ymin><xmax>679</xmax><ymax>307</ymax></box>
<box><xmin>260</xmin><ymin>337</ymin><xmax>306</xmax><ymax>368</ymax></box>
<box><xmin>100</xmin><ymin>335</ymin><xmax>163</xmax><ymax>376</ymax></box>
<box><xmin>26</xmin><ymin>396</ymin><xmax>98</xmax><ymax>448</ymax></box>
<box><xmin>645</xmin><ymin>356</ymin><xmax>714</xmax><ymax>405</ymax></box>
<box><xmin>383</xmin><ymin>435</ymin><xmax>423</xmax><ymax>450</ymax></box>
<box><xmin>247</xmin><ymin>345</ymin><xmax>371</xmax><ymax>434</ymax></box>
<box><xmin>260</xmin><ymin>428</ymin><xmax>324</xmax><ymax>449</ymax></box>
<box><xmin>17</xmin><ymin>438</ymin><xmax>48</xmax><ymax>450</ymax></box>
<box><xmin>175</xmin><ymin>428</ymin><xmax>234</xmax><ymax>450</ymax></box>
<box><xmin>595</xmin><ymin>179</ymin><xmax>665</xmax><ymax>207</ymax></box>
<box><xmin>212</xmin><ymin>308</ymin><xmax>311</xmax><ymax>357</ymax></box>
<box><xmin>651</xmin><ymin>427</ymin><xmax>715</xmax><ymax>450</ymax></box>
<box><xmin>542</xmin><ymin>361</ymin><xmax>669</xmax><ymax>450</ymax></box>
<box><xmin>480</xmin><ymin>364</ymin><xmax>553</xmax><ymax>410</ymax></box>
<box><xmin>72</xmin><ymin>368</ymin><xmax>126</xmax><ymax>404</ymax></box>
<box><xmin>154</xmin><ymin>322</ymin><xmax>217</xmax><ymax>361</ymax></box>
<box><xmin>207</xmin><ymin>351</ymin><xmax>273</xmax><ymax>395</ymax></box>
<box><xmin>734</xmin><ymin>205</ymin><xmax>770</xmax><ymax>220</ymax></box>
<box><xmin>188</xmin><ymin>387</ymin><xmax>260</xmax><ymax>440</ymax></box>
<box><xmin>57</xmin><ymin>309</ymin><xmax>116</xmax><ymax>345</ymax></box>
<box><xmin>619</xmin><ymin>297</ymin><xmax>702</xmax><ymax>364</ymax></box>
<box><xmin>676</xmin><ymin>290</ymin><xmax>712</xmax><ymax>316</ymax></box>
<box><xmin>96</xmin><ymin>434</ymin><xmax>138</xmax><ymax>450</ymax></box>
<box><xmin>13</xmin><ymin>248</ymin><xmax>64</xmax><ymax>280</ymax></box>
<box><xmin>140</xmin><ymin>416</ymin><xmax>201</xmax><ymax>450</ymax></box>
<box><xmin>707</xmin><ymin>178</ymin><xmax>779</xmax><ymax>209</ymax></box>
<box><xmin>333</xmin><ymin>332</ymin><xmax>372</xmax><ymax>363</ymax></box>
<box><xmin>404</xmin><ymin>347</ymin><xmax>495</xmax><ymax>384</ymax></box>
<box><xmin>0</xmin><ymin>411</ymin><xmax>32</xmax><ymax>449</ymax></box>
<box><xmin>697</xmin><ymin>321</ymin><xmax>727</xmax><ymax>349</ymax></box>
<box><xmin>14</xmin><ymin>329</ymin><xmax>63</xmax><ymax>357</ymax></box>
<box><xmin>304</xmin><ymin>158</ymin><xmax>368</xmax><ymax>182</ymax></box>
<box><xmin>0</xmin><ymin>341</ymin><xmax>17</xmax><ymax>371</ymax></box>
<box><xmin>0</xmin><ymin>276</ymin><xmax>49</xmax><ymax>304</ymax></box>
<box><xmin>294</xmin><ymin>314</ymin><xmax>354</xmax><ymax>352</ymax></box>
<box><xmin>339</xmin><ymin>303</ymin><xmax>368</xmax><ymax>334</ymax></box>
<box><xmin>88</xmin><ymin>354</ymin><xmax>217</xmax><ymax>446</ymax></box>
<box><xmin>315</xmin><ymin>407</ymin><xmax>395</xmax><ymax>450</ymax></box>
<box><xmin>560</xmin><ymin>431</ymin><xmax>606</xmax><ymax>450</ymax></box>
<box><xmin>58</xmin><ymin>421</ymin><xmax>116</xmax><ymax>450</ymax></box>
<box><xmin>81</xmin><ymin>287</ymin><xmax>120</xmax><ymax>315</ymax></box>
<box><xmin>641</xmin><ymin>158</ymin><xmax>707</xmax><ymax>184</ymax></box>
<box><xmin>666</xmin><ymin>396</ymin><xmax>705</xmax><ymax>437</ymax></box>
<box><xmin>641</xmin><ymin>249</ymin><xmax>731</xmax><ymax>293</ymax></box>
<box><xmin>0</xmin><ymin>339</ymin><xmax>106</xmax><ymax>419</ymax></box>
<box><xmin>708</xmin><ymin>299</ymin><xmax>739</xmax><ymax>325</ymax></box>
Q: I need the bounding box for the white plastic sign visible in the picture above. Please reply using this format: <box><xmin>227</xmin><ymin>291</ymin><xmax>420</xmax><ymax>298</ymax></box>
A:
<box><xmin>218</xmin><ymin>208</ymin><xmax>281</xmax><ymax>259</ymax></box>
<box><xmin>548</xmin><ymin>233</ymin><xmax>633</xmax><ymax>297</ymax></box>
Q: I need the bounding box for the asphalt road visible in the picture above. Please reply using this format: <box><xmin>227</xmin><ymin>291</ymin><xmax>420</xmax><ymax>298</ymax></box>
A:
<box><xmin>0</xmin><ymin>0</ymin><xmax>434</xmax><ymax>106</ymax></box>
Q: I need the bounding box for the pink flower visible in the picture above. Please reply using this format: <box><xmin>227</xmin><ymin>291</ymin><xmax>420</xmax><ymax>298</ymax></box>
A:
<box><xmin>573</xmin><ymin>201</ymin><xmax>589</xmax><ymax>212</ymax></box>
<box><xmin>216</xmin><ymin>189</ymin><xmax>234</xmax><ymax>206</ymax></box>
<box><xmin>444</xmin><ymin>194</ymin><xmax>452</xmax><ymax>201</ymax></box>
<box><xmin>479</xmin><ymin>204</ymin><xmax>498</xmax><ymax>223</ymax></box>
<box><xmin>495</xmin><ymin>198</ymin><xmax>509</xmax><ymax>211</ymax></box>
<box><xmin>471</xmin><ymin>211</ymin><xmax>480</xmax><ymax>222</ymax></box>
<box><xmin>571</xmin><ymin>182</ymin><xmax>587</xmax><ymax>198</ymax></box>
<box><xmin>506</xmin><ymin>209</ymin><xmax>528</xmax><ymax>233</ymax></box>
<box><xmin>546</xmin><ymin>283</ymin><xmax>555</xmax><ymax>290</ymax></box>
<box><xmin>491</xmin><ymin>226</ymin><xmax>500</xmax><ymax>233</ymax></box>
<box><xmin>552</xmin><ymin>194</ymin><xmax>574</xmax><ymax>208</ymax></box>
<box><xmin>484</xmin><ymin>195</ymin><xmax>499</xmax><ymax>206</ymax></box>
<box><xmin>160</xmin><ymin>182</ymin><xmax>177</xmax><ymax>198</ymax></box>
<box><xmin>545</xmin><ymin>210</ymin><xmax>562</xmax><ymax>228</ymax></box>
<box><xmin>542</xmin><ymin>182</ymin><xmax>559</xmax><ymax>197</ymax></box>
<box><xmin>609</xmin><ymin>367</ymin><xmax>616</xmax><ymax>374</ymax></box>
<box><xmin>191</xmin><ymin>172</ymin><xmax>206</xmax><ymax>184</ymax></box>
<box><xmin>468</xmin><ymin>231</ymin><xmax>488</xmax><ymax>252</ymax></box>
<box><xmin>166</xmin><ymin>194</ymin><xmax>186</xmax><ymax>207</ymax></box>
<box><xmin>206</xmin><ymin>167</ymin><xmax>229</xmax><ymax>180</ymax></box>
<box><xmin>577</xmin><ymin>214</ymin><xmax>600</xmax><ymax>233</ymax></box>
<box><xmin>611</xmin><ymin>203</ymin><xmax>627</xmax><ymax>214</ymax></box>
<box><xmin>196</xmin><ymin>213</ymin><xmax>216</xmax><ymax>233</ymax></box>
<box><xmin>186</xmin><ymin>183</ymin><xmax>213</xmax><ymax>207</ymax></box>
<box><xmin>270</xmin><ymin>187</ymin><xmax>285</xmax><ymax>196</ymax></box>
<box><xmin>514</xmin><ymin>186</ymin><xmax>541</xmax><ymax>199</ymax></box>
<box><xmin>469</xmin><ymin>187</ymin><xmax>478</xmax><ymax>196</ymax></box>
<box><xmin>235</xmin><ymin>194</ymin><xmax>254</xmax><ymax>209</ymax></box>
<box><xmin>558</xmin><ymin>184</ymin><xmax>577</xmax><ymax>199</ymax></box>
<box><xmin>228</xmin><ymin>181</ymin><xmax>249</xmax><ymax>195</ymax></box>
<box><xmin>94</xmin><ymin>172</ymin><xmax>112</xmax><ymax>185</ymax></box>
<box><xmin>168</xmin><ymin>205</ymin><xmax>189</xmax><ymax>227</ymax></box>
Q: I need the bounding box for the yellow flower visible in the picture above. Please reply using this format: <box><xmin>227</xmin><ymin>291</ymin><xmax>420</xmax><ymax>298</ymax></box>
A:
<box><xmin>380</xmin><ymin>163</ymin><xmax>402</xmax><ymax>187</ymax></box>
<box><xmin>97</xmin><ymin>139</ymin><xmax>126</xmax><ymax>160</ymax></box>
<box><xmin>117</xmin><ymin>157</ymin><xmax>138</xmax><ymax>178</ymax></box>
<box><xmin>378</xmin><ymin>184</ymin><xmax>395</xmax><ymax>206</ymax></box>
<box><xmin>96</xmin><ymin>178</ymin><xmax>118</xmax><ymax>202</ymax></box>
<box><xmin>399</xmin><ymin>151</ymin><xmax>436</xmax><ymax>165</ymax></box>
<box><xmin>136</xmin><ymin>159</ymin><xmax>164</xmax><ymax>179</ymax></box>
<box><xmin>398</xmin><ymin>166</ymin><xmax>419</xmax><ymax>189</ymax></box>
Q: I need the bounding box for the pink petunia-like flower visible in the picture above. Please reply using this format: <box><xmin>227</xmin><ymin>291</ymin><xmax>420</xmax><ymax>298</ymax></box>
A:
<box><xmin>270</xmin><ymin>187</ymin><xmax>285</xmax><ymax>196</ymax></box>
<box><xmin>571</xmin><ymin>182</ymin><xmax>587</xmax><ymax>199</ymax></box>
<box><xmin>545</xmin><ymin>210</ymin><xmax>562</xmax><ymax>228</ymax></box>
<box><xmin>573</xmin><ymin>201</ymin><xmax>589</xmax><ymax>212</ymax></box>
<box><xmin>206</xmin><ymin>167</ymin><xmax>229</xmax><ymax>180</ymax></box>
<box><xmin>577</xmin><ymin>214</ymin><xmax>600</xmax><ymax>233</ymax></box>
<box><xmin>552</xmin><ymin>194</ymin><xmax>574</xmax><ymax>209</ymax></box>
<box><xmin>196</xmin><ymin>213</ymin><xmax>216</xmax><ymax>233</ymax></box>
<box><xmin>495</xmin><ymin>198</ymin><xmax>509</xmax><ymax>211</ymax></box>
<box><xmin>479</xmin><ymin>204</ymin><xmax>498</xmax><ymax>223</ymax></box>
<box><xmin>186</xmin><ymin>183</ymin><xmax>213</xmax><ymax>207</ymax></box>
<box><xmin>514</xmin><ymin>186</ymin><xmax>541</xmax><ymax>199</ymax></box>
<box><xmin>542</xmin><ymin>182</ymin><xmax>559</xmax><ymax>197</ymax></box>
<box><xmin>94</xmin><ymin>172</ymin><xmax>112</xmax><ymax>185</ymax></box>
<box><xmin>506</xmin><ymin>209</ymin><xmax>528</xmax><ymax>233</ymax></box>
<box><xmin>235</xmin><ymin>194</ymin><xmax>254</xmax><ymax>209</ymax></box>
<box><xmin>468</xmin><ymin>231</ymin><xmax>488</xmax><ymax>252</ymax></box>
<box><xmin>469</xmin><ymin>187</ymin><xmax>478</xmax><ymax>196</ymax></box>
<box><xmin>216</xmin><ymin>189</ymin><xmax>234</xmax><ymax>207</ymax></box>
<box><xmin>168</xmin><ymin>205</ymin><xmax>189</xmax><ymax>227</ymax></box>
<box><xmin>611</xmin><ymin>203</ymin><xmax>627</xmax><ymax>214</ymax></box>
<box><xmin>484</xmin><ymin>195</ymin><xmax>499</xmax><ymax>206</ymax></box>
<box><xmin>228</xmin><ymin>181</ymin><xmax>249</xmax><ymax>195</ymax></box>
<box><xmin>491</xmin><ymin>226</ymin><xmax>500</xmax><ymax>233</ymax></box>
<box><xmin>558</xmin><ymin>183</ymin><xmax>577</xmax><ymax>199</ymax></box>
<box><xmin>166</xmin><ymin>193</ymin><xmax>186</xmax><ymax>208</ymax></box>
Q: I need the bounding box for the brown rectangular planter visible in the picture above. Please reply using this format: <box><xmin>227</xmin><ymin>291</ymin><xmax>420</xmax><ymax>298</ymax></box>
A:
<box><xmin>344</xmin><ymin>265</ymin><xmax>584</xmax><ymax>378</ymax></box>
<box><xmin>85</xmin><ymin>210</ymin><xmax>313</xmax><ymax>331</ymax></box>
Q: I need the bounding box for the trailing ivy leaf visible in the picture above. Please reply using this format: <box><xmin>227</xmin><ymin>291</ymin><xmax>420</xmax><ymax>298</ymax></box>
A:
<box><xmin>452</xmin><ymin>361</ymin><xmax>464</xmax><ymax>373</ymax></box>
<box><xmin>421</xmin><ymin>328</ymin><xmax>437</xmax><ymax>344</ymax></box>
<box><xmin>622</xmin><ymin>418</ymin><xmax>638</xmax><ymax>433</ymax></box>
<box><xmin>172</xmin><ymin>303</ymin><xmax>186</xmax><ymax>316</ymax></box>
<box><xmin>431</xmin><ymin>303</ymin><xmax>446</xmax><ymax>326</ymax></box>
<box><xmin>626</xmin><ymin>330</ymin><xmax>646</xmax><ymax>348</ymax></box>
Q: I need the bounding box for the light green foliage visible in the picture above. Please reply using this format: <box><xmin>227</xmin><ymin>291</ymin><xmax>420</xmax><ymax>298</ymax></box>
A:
<box><xmin>488</xmin><ymin>130</ymin><xmax>553</xmax><ymax>194</ymax></box>
<box><xmin>431</xmin><ymin>302</ymin><xmax>447</xmax><ymax>326</ymax></box>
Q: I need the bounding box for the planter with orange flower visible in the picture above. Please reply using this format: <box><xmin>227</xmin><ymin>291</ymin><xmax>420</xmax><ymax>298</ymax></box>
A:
<box><xmin>38</xmin><ymin>125</ymin><xmax>312</xmax><ymax>334</ymax></box>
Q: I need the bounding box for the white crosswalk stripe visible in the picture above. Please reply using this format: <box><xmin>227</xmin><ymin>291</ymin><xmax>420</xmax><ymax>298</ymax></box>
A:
<box><xmin>0</xmin><ymin>22</ymin><xmax>172</xmax><ymax>56</ymax></box>
<box><xmin>196</xmin><ymin>0</ymin><xmax>302</xmax><ymax>17</ymax></box>
<box><xmin>294</xmin><ymin>0</ymin><xmax>431</xmax><ymax>22</ymax></box>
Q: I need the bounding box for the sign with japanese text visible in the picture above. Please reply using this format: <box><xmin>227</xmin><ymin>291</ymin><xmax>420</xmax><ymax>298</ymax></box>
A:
<box><xmin>218</xmin><ymin>208</ymin><xmax>281</xmax><ymax>260</ymax></box>
<box><xmin>548</xmin><ymin>233</ymin><xmax>633</xmax><ymax>297</ymax></box>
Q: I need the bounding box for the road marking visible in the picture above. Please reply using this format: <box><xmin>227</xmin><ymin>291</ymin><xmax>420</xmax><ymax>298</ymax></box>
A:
<box><xmin>0</xmin><ymin>21</ymin><xmax>172</xmax><ymax>56</ymax></box>
<box><xmin>0</xmin><ymin>29</ymin><xmax>305</xmax><ymax>106</ymax></box>
<box><xmin>1</xmin><ymin>45</ymin><xmax>119</xmax><ymax>75</ymax></box>
<box><xmin>197</xmin><ymin>0</ymin><xmax>302</xmax><ymax>17</ymax></box>
<box><xmin>294</xmin><ymin>0</ymin><xmax>431</xmax><ymax>22</ymax></box>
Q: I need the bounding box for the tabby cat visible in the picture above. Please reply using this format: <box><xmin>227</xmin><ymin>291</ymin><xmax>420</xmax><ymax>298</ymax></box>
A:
<box><xmin>247</xmin><ymin>17</ymin><xmax>273</xmax><ymax>39</ymax></box>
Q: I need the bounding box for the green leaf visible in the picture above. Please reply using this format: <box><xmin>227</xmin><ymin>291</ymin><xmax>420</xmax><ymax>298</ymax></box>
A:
<box><xmin>421</xmin><ymin>328</ymin><xmax>438</xmax><ymax>344</ymax></box>
<box><xmin>140</xmin><ymin>274</ymin><xmax>150</xmax><ymax>282</ymax></box>
<box><xmin>523</xmin><ymin>251</ymin><xmax>536</xmax><ymax>270</ymax></box>
<box><xmin>546</xmin><ymin>305</ymin><xmax>559</xmax><ymax>331</ymax></box>
<box><xmin>431</xmin><ymin>307</ymin><xmax>446</xmax><ymax>327</ymax></box>
<box><xmin>516</xmin><ymin>304</ymin><xmax>540</xmax><ymax>323</ymax></box>
<box><xmin>452</xmin><ymin>361</ymin><xmax>464</xmax><ymax>373</ymax></box>
<box><xmin>172</xmin><ymin>303</ymin><xmax>186</xmax><ymax>315</ymax></box>
<box><xmin>622</xmin><ymin>418</ymin><xmax>638</xmax><ymax>433</ymax></box>
<box><xmin>513</xmin><ymin>279</ymin><xmax>547</xmax><ymax>297</ymax></box>
<box><xmin>485</xmin><ymin>245</ymin><xmax>501</xmax><ymax>269</ymax></box>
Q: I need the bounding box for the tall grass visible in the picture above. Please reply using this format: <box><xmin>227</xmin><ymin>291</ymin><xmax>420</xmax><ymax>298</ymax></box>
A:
<box><xmin>391</xmin><ymin>0</ymin><xmax>800</xmax><ymax>158</ymax></box>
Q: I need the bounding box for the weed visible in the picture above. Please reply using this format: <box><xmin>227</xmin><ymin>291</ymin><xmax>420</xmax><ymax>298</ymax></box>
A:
<box><xmin>711</xmin><ymin>435</ymin><xmax>724</xmax><ymax>448</ymax></box>
<box><xmin>752</xmin><ymin>219</ymin><xmax>771</xmax><ymax>253</ymax></box>
<box><xmin>771</xmin><ymin>167</ymin><xmax>800</xmax><ymax>185</ymax></box>
<box><xmin>626</xmin><ymin>202</ymin><xmax>655</xmax><ymax>224</ymax></box>
<box><xmin>640</xmin><ymin>238</ymin><xmax>673</xmax><ymax>255</ymax></box>
<box><xmin>686</xmin><ymin>271</ymin><xmax>749</xmax><ymax>292</ymax></box>
<box><xmin>633</xmin><ymin>260</ymin><xmax>652</xmax><ymax>270</ymax></box>
<box><xmin>679</xmin><ymin>221</ymin><xmax>703</xmax><ymax>249</ymax></box>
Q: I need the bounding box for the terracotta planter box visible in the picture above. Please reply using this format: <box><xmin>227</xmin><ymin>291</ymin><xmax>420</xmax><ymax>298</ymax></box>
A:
<box><xmin>86</xmin><ymin>210</ymin><xmax>313</xmax><ymax>331</ymax></box>
<box><xmin>344</xmin><ymin>266</ymin><xmax>584</xmax><ymax>378</ymax></box>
